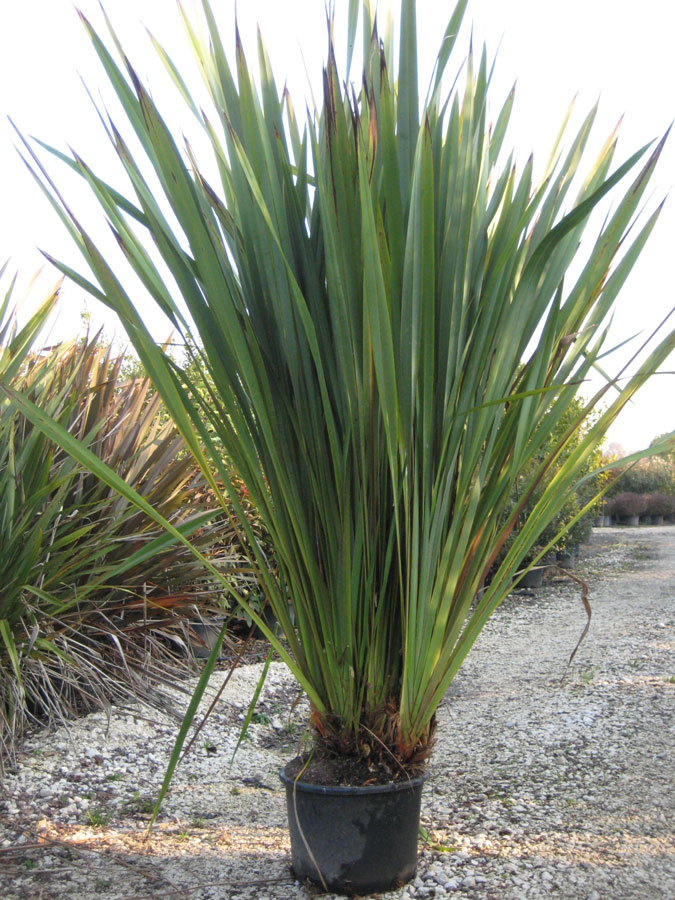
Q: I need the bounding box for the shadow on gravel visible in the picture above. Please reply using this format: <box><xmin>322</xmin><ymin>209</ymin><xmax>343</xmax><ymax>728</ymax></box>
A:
<box><xmin>1</xmin><ymin>820</ymin><xmax>296</xmax><ymax>900</ymax></box>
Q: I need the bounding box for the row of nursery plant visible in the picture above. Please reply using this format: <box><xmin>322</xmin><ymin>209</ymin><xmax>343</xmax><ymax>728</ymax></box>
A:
<box><xmin>606</xmin><ymin>490</ymin><xmax>675</xmax><ymax>520</ymax></box>
<box><xmin>594</xmin><ymin>444</ymin><xmax>675</xmax><ymax>520</ymax></box>
<box><xmin>495</xmin><ymin>396</ymin><xmax>606</xmax><ymax>565</ymax></box>
<box><xmin>0</xmin><ymin>268</ymin><xmax>263</xmax><ymax>768</ymax></box>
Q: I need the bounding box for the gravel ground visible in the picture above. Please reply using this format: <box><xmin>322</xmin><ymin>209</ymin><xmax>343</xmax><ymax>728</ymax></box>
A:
<box><xmin>1</xmin><ymin>525</ymin><xmax>673</xmax><ymax>900</ymax></box>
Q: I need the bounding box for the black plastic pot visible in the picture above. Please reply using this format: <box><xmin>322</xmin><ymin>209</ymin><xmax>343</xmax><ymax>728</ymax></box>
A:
<box><xmin>279</xmin><ymin>765</ymin><xmax>427</xmax><ymax>895</ymax></box>
<box><xmin>518</xmin><ymin>567</ymin><xmax>543</xmax><ymax>588</ymax></box>
<box><xmin>621</xmin><ymin>514</ymin><xmax>640</xmax><ymax>526</ymax></box>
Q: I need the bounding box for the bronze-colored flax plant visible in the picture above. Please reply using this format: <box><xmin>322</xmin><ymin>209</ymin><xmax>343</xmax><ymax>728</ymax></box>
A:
<box><xmin>0</xmin><ymin>275</ymin><xmax>244</xmax><ymax>766</ymax></box>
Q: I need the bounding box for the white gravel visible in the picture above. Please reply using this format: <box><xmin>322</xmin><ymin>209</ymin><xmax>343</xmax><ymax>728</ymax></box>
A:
<box><xmin>1</xmin><ymin>525</ymin><xmax>673</xmax><ymax>899</ymax></box>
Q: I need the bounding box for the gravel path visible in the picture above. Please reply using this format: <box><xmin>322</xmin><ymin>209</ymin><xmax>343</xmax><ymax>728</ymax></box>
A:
<box><xmin>1</xmin><ymin>526</ymin><xmax>673</xmax><ymax>899</ymax></box>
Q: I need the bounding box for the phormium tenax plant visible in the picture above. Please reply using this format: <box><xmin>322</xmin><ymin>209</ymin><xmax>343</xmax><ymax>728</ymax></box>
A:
<box><xmin>6</xmin><ymin>0</ymin><xmax>675</xmax><ymax>892</ymax></box>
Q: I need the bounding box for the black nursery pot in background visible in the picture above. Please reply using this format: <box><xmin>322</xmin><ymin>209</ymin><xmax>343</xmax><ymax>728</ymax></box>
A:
<box><xmin>279</xmin><ymin>765</ymin><xmax>427</xmax><ymax>895</ymax></box>
<box><xmin>518</xmin><ymin>567</ymin><xmax>544</xmax><ymax>588</ymax></box>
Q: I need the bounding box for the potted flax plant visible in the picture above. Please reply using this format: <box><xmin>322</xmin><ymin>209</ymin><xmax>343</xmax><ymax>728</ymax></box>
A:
<box><xmin>7</xmin><ymin>0</ymin><xmax>675</xmax><ymax>892</ymax></box>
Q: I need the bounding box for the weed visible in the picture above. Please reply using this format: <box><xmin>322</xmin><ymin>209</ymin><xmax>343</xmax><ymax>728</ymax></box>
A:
<box><xmin>87</xmin><ymin>807</ymin><xmax>112</xmax><ymax>828</ymax></box>
<box><xmin>203</xmin><ymin>738</ymin><xmax>217</xmax><ymax>754</ymax></box>
<box><xmin>121</xmin><ymin>791</ymin><xmax>155</xmax><ymax>816</ymax></box>
<box><xmin>251</xmin><ymin>711</ymin><xmax>271</xmax><ymax>725</ymax></box>
<box><xmin>22</xmin><ymin>857</ymin><xmax>36</xmax><ymax>869</ymax></box>
<box><xmin>419</xmin><ymin>825</ymin><xmax>458</xmax><ymax>853</ymax></box>
<box><xmin>231</xmin><ymin>786</ymin><xmax>241</xmax><ymax>796</ymax></box>
<box><xmin>94</xmin><ymin>879</ymin><xmax>112</xmax><ymax>893</ymax></box>
<box><xmin>664</xmin><ymin>675</ymin><xmax>675</xmax><ymax>684</ymax></box>
<box><xmin>191</xmin><ymin>817</ymin><xmax>206</xmax><ymax>829</ymax></box>
<box><xmin>105</xmin><ymin>773</ymin><xmax>122</xmax><ymax>782</ymax></box>
<box><xmin>579</xmin><ymin>667</ymin><xmax>598</xmax><ymax>684</ymax></box>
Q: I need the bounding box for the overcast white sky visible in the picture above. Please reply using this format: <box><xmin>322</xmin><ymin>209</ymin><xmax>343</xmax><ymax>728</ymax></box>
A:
<box><xmin>1</xmin><ymin>0</ymin><xmax>673</xmax><ymax>452</ymax></box>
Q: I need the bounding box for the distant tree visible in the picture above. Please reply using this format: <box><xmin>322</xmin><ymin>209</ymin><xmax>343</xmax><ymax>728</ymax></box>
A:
<box><xmin>651</xmin><ymin>433</ymin><xmax>675</xmax><ymax>469</ymax></box>
<box><xmin>610</xmin><ymin>454</ymin><xmax>675</xmax><ymax>496</ymax></box>
<box><xmin>607</xmin><ymin>441</ymin><xmax>627</xmax><ymax>460</ymax></box>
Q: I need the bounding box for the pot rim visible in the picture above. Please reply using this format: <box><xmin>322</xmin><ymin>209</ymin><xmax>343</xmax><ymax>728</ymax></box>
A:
<box><xmin>279</xmin><ymin>765</ymin><xmax>428</xmax><ymax>796</ymax></box>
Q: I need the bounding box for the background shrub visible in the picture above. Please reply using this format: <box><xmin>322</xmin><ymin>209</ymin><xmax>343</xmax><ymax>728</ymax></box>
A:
<box><xmin>495</xmin><ymin>396</ymin><xmax>604</xmax><ymax>571</ymax></box>
<box><xmin>642</xmin><ymin>492</ymin><xmax>674</xmax><ymax>517</ymax></box>
<box><xmin>605</xmin><ymin>441</ymin><xmax>675</xmax><ymax>522</ymax></box>
<box><xmin>0</xmin><ymin>276</ymin><xmax>264</xmax><ymax>767</ymax></box>
<box><xmin>607</xmin><ymin>491</ymin><xmax>648</xmax><ymax>519</ymax></box>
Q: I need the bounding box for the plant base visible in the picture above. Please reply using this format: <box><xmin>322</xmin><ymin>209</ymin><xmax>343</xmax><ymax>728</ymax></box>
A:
<box><xmin>280</xmin><ymin>762</ymin><xmax>427</xmax><ymax>895</ymax></box>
